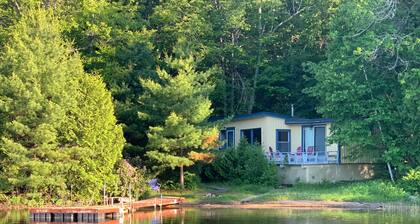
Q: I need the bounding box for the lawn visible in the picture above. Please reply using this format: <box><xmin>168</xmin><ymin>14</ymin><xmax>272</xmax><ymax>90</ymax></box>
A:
<box><xmin>160</xmin><ymin>180</ymin><xmax>413</xmax><ymax>204</ymax></box>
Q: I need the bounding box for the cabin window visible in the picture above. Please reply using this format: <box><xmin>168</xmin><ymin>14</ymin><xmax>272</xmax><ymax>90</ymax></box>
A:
<box><xmin>219</xmin><ymin>128</ymin><xmax>235</xmax><ymax>149</ymax></box>
<box><xmin>240</xmin><ymin>128</ymin><xmax>261</xmax><ymax>145</ymax></box>
<box><xmin>276</xmin><ymin>129</ymin><xmax>290</xmax><ymax>152</ymax></box>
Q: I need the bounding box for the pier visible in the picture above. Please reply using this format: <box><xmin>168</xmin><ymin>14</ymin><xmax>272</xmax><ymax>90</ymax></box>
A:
<box><xmin>29</xmin><ymin>197</ymin><xmax>184</xmax><ymax>223</ymax></box>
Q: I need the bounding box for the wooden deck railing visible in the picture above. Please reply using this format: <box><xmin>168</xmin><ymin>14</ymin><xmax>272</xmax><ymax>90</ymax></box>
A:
<box><xmin>266</xmin><ymin>151</ymin><xmax>339</xmax><ymax>165</ymax></box>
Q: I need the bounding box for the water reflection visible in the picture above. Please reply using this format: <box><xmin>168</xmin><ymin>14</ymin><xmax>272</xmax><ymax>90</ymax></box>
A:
<box><xmin>1</xmin><ymin>207</ymin><xmax>420</xmax><ymax>224</ymax></box>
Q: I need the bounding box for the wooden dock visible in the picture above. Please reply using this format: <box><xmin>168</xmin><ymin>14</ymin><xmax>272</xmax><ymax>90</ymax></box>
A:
<box><xmin>29</xmin><ymin>197</ymin><xmax>184</xmax><ymax>223</ymax></box>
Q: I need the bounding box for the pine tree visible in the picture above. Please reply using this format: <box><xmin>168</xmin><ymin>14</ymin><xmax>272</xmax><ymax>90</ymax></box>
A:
<box><xmin>139</xmin><ymin>57</ymin><xmax>218</xmax><ymax>189</ymax></box>
<box><xmin>0</xmin><ymin>9</ymin><xmax>124</xmax><ymax>202</ymax></box>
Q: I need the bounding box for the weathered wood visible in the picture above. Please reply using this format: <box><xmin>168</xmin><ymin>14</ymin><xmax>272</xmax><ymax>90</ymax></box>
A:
<box><xmin>29</xmin><ymin>197</ymin><xmax>184</xmax><ymax>223</ymax></box>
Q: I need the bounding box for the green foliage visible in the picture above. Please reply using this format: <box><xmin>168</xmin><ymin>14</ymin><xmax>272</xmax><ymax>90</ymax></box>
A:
<box><xmin>161</xmin><ymin>172</ymin><xmax>201</xmax><ymax>190</ymax></box>
<box><xmin>255</xmin><ymin>180</ymin><xmax>409</xmax><ymax>203</ymax></box>
<box><xmin>115</xmin><ymin>160</ymin><xmax>150</xmax><ymax>199</ymax></box>
<box><xmin>139</xmin><ymin>56</ymin><xmax>218</xmax><ymax>187</ymax></box>
<box><xmin>202</xmin><ymin>140</ymin><xmax>277</xmax><ymax>185</ymax></box>
<box><xmin>400</xmin><ymin>167</ymin><xmax>420</xmax><ymax>195</ymax></box>
<box><xmin>0</xmin><ymin>9</ymin><xmax>124</xmax><ymax>203</ymax></box>
<box><xmin>0</xmin><ymin>0</ymin><xmax>157</xmax><ymax>166</ymax></box>
<box><xmin>306</xmin><ymin>0</ymin><xmax>419</xmax><ymax>176</ymax></box>
<box><xmin>64</xmin><ymin>1</ymin><xmax>157</xmax><ymax>159</ymax></box>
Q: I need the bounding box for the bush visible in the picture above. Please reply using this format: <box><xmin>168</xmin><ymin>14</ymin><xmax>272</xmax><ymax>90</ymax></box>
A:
<box><xmin>115</xmin><ymin>160</ymin><xmax>151</xmax><ymax>199</ymax></box>
<box><xmin>400</xmin><ymin>167</ymin><xmax>420</xmax><ymax>195</ymax></box>
<box><xmin>202</xmin><ymin>140</ymin><xmax>277</xmax><ymax>185</ymax></box>
<box><xmin>161</xmin><ymin>172</ymin><xmax>200</xmax><ymax>190</ymax></box>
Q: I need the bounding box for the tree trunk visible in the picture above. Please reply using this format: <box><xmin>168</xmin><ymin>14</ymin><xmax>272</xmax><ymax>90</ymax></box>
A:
<box><xmin>248</xmin><ymin>5</ymin><xmax>262</xmax><ymax>113</ymax></box>
<box><xmin>230</xmin><ymin>32</ymin><xmax>235</xmax><ymax>115</ymax></box>
<box><xmin>386</xmin><ymin>162</ymin><xmax>395</xmax><ymax>183</ymax></box>
<box><xmin>363</xmin><ymin>69</ymin><xmax>395</xmax><ymax>183</ymax></box>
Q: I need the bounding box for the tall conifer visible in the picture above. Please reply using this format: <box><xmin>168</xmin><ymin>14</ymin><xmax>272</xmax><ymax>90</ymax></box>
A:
<box><xmin>139</xmin><ymin>57</ymin><xmax>218</xmax><ymax>189</ymax></box>
<box><xmin>0</xmin><ymin>9</ymin><xmax>124</xmax><ymax>202</ymax></box>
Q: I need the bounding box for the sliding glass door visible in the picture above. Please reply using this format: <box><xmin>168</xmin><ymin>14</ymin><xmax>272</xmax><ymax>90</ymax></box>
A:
<box><xmin>303</xmin><ymin>126</ymin><xmax>326</xmax><ymax>153</ymax></box>
<box><xmin>314</xmin><ymin>126</ymin><xmax>326</xmax><ymax>153</ymax></box>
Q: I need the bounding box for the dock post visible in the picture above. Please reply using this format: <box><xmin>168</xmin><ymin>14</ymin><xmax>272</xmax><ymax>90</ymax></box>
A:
<box><xmin>34</xmin><ymin>213</ymin><xmax>41</xmax><ymax>221</ymax></box>
<box><xmin>154</xmin><ymin>197</ymin><xmax>157</xmax><ymax>210</ymax></box>
<box><xmin>160</xmin><ymin>193</ymin><xmax>163</xmax><ymax>210</ymax></box>
<box><xmin>45</xmin><ymin>213</ymin><xmax>52</xmax><ymax>222</ymax></box>
<box><xmin>63</xmin><ymin>213</ymin><xmax>73</xmax><ymax>222</ymax></box>
<box><xmin>88</xmin><ymin>213</ymin><xmax>94</xmax><ymax>222</ymax></box>
<box><xmin>119</xmin><ymin>207</ymin><xmax>124</xmax><ymax>219</ymax></box>
<box><xmin>82</xmin><ymin>213</ymin><xmax>89</xmax><ymax>222</ymax></box>
<box><xmin>56</xmin><ymin>213</ymin><xmax>64</xmax><ymax>222</ymax></box>
<box><xmin>93</xmin><ymin>213</ymin><xmax>105</xmax><ymax>222</ymax></box>
<box><xmin>53</xmin><ymin>213</ymin><xmax>63</xmax><ymax>222</ymax></box>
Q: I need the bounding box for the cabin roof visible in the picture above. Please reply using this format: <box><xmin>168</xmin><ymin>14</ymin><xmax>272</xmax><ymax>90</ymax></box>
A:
<box><xmin>232</xmin><ymin>111</ymin><xmax>291</xmax><ymax>121</ymax></box>
<box><xmin>229</xmin><ymin>111</ymin><xmax>333</xmax><ymax>125</ymax></box>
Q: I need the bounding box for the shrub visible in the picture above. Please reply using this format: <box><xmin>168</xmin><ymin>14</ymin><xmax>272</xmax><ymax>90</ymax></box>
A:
<box><xmin>161</xmin><ymin>172</ymin><xmax>200</xmax><ymax>190</ymax></box>
<box><xmin>115</xmin><ymin>160</ymin><xmax>151</xmax><ymax>199</ymax></box>
<box><xmin>202</xmin><ymin>140</ymin><xmax>277</xmax><ymax>185</ymax></box>
<box><xmin>400</xmin><ymin>167</ymin><xmax>420</xmax><ymax>195</ymax></box>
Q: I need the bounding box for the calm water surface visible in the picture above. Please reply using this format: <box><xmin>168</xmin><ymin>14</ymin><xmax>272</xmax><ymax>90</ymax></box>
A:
<box><xmin>1</xmin><ymin>208</ymin><xmax>419</xmax><ymax>224</ymax></box>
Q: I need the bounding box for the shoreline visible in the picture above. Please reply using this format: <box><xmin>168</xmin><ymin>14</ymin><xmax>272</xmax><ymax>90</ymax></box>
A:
<box><xmin>181</xmin><ymin>200</ymin><xmax>385</xmax><ymax>210</ymax></box>
<box><xmin>3</xmin><ymin>200</ymin><xmax>417</xmax><ymax>211</ymax></box>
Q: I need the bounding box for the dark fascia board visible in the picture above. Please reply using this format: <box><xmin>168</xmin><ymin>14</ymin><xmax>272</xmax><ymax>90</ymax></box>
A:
<box><xmin>231</xmin><ymin>112</ymin><xmax>291</xmax><ymax>122</ymax></box>
<box><xmin>285</xmin><ymin>118</ymin><xmax>334</xmax><ymax>125</ymax></box>
<box><xmin>213</xmin><ymin>111</ymin><xmax>333</xmax><ymax>125</ymax></box>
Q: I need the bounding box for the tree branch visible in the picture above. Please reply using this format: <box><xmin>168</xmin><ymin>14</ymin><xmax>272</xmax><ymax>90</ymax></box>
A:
<box><xmin>272</xmin><ymin>5</ymin><xmax>310</xmax><ymax>32</ymax></box>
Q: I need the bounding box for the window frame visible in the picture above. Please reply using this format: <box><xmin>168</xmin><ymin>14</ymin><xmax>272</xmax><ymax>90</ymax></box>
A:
<box><xmin>226</xmin><ymin>128</ymin><xmax>235</xmax><ymax>148</ymax></box>
<box><xmin>219</xmin><ymin>127</ymin><xmax>235</xmax><ymax>149</ymax></box>
<box><xmin>240</xmin><ymin>128</ymin><xmax>262</xmax><ymax>145</ymax></box>
<box><xmin>276</xmin><ymin>129</ymin><xmax>291</xmax><ymax>152</ymax></box>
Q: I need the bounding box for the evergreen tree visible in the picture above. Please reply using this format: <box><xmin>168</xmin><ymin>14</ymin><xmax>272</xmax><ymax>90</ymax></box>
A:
<box><xmin>0</xmin><ymin>9</ymin><xmax>124</xmax><ymax>202</ymax></box>
<box><xmin>0</xmin><ymin>0</ymin><xmax>156</xmax><ymax>164</ymax></box>
<box><xmin>139</xmin><ymin>57</ymin><xmax>218</xmax><ymax>189</ymax></box>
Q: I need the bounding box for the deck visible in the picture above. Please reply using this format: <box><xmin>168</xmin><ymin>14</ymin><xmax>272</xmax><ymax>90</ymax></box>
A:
<box><xmin>266</xmin><ymin>151</ymin><xmax>339</xmax><ymax>165</ymax></box>
<box><xmin>29</xmin><ymin>197</ymin><xmax>184</xmax><ymax>223</ymax></box>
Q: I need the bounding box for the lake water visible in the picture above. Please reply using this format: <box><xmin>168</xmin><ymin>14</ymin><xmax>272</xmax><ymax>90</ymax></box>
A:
<box><xmin>1</xmin><ymin>207</ymin><xmax>419</xmax><ymax>224</ymax></box>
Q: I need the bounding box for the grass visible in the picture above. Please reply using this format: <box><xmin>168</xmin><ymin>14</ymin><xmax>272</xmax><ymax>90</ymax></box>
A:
<box><xmin>160</xmin><ymin>180</ymin><xmax>414</xmax><ymax>204</ymax></box>
<box><xmin>254</xmin><ymin>180</ymin><xmax>411</xmax><ymax>203</ymax></box>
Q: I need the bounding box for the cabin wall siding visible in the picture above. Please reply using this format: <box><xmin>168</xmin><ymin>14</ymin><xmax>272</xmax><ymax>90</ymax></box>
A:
<box><xmin>224</xmin><ymin>116</ymin><xmax>338</xmax><ymax>154</ymax></box>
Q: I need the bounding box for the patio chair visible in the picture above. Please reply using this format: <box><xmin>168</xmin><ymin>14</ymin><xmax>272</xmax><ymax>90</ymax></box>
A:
<box><xmin>297</xmin><ymin>146</ymin><xmax>302</xmax><ymax>156</ymax></box>
<box><xmin>307</xmin><ymin>146</ymin><xmax>314</xmax><ymax>155</ymax></box>
<box><xmin>268</xmin><ymin>146</ymin><xmax>274</xmax><ymax>160</ymax></box>
<box><xmin>307</xmin><ymin>146</ymin><xmax>315</xmax><ymax>163</ymax></box>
